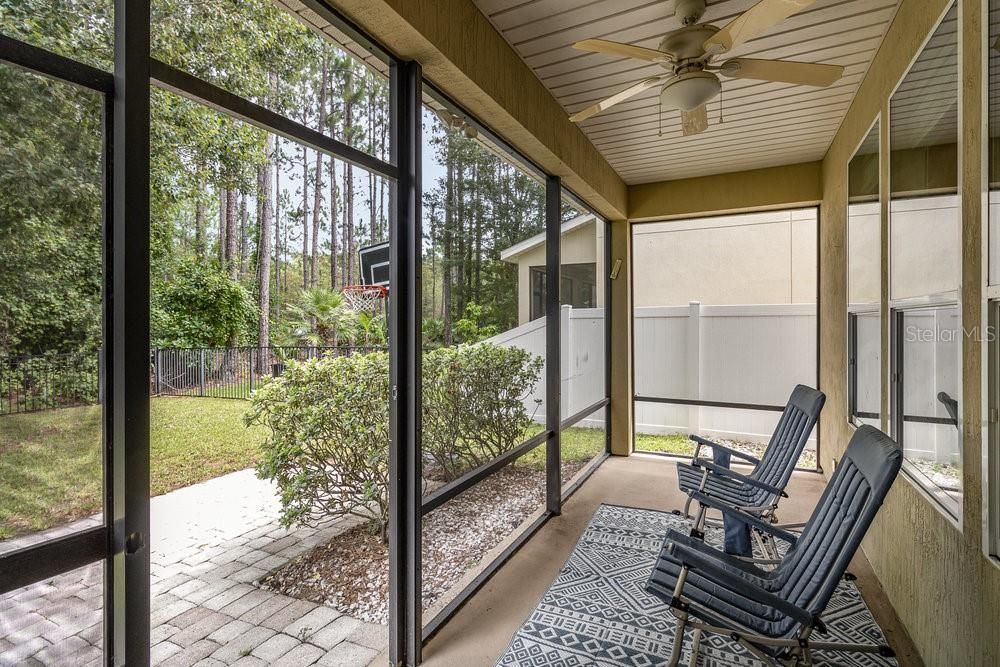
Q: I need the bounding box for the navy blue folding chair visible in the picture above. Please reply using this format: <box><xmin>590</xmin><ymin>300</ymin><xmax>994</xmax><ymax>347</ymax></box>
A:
<box><xmin>650</xmin><ymin>425</ymin><xmax>901</xmax><ymax>666</ymax></box>
<box><xmin>676</xmin><ymin>384</ymin><xmax>825</xmax><ymax>559</ymax></box>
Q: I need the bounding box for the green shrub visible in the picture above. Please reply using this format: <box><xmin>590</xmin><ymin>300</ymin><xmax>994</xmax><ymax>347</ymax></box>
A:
<box><xmin>422</xmin><ymin>344</ymin><xmax>542</xmax><ymax>481</ymax></box>
<box><xmin>245</xmin><ymin>352</ymin><xmax>390</xmax><ymax>537</ymax></box>
<box><xmin>247</xmin><ymin>343</ymin><xmax>543</xmax><ymax>538</ymax></box>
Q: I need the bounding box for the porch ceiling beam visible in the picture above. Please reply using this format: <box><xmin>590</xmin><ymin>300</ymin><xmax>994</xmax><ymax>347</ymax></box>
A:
<box><xmin>628</xmin><ymin>161</ymin><xmax>824</xmax><ymax>221</ymax></box>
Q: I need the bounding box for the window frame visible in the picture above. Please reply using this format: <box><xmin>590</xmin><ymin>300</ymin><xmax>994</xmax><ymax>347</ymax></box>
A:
<box><xmin>885</xmin><ymin>0</ymin><xmax>963</xmax><ymax>530</ymax></box>
<box><xmin>846</xmin><ymin>114</ymin><xmax>882</xmax><ymax>430</ymax></box>
<box><xmin>890</xmin><ymin>299</ymin><xmax>964</xmax><ymax>525</ymax></box>
<box><xmin>629</xmin><ymin>206</ymin><xmax>823</xmax><ymax>473</ymax></box>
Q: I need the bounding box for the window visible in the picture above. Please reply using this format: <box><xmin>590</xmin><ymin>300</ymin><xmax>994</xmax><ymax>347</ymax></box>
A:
<box><xmin>631</xmin><ymin>209</ymin><xmax>819</xmax><ymax>468</ymax></box>
<box><xmin>420</xmin><ymin>90</ymin><xmax>549</xmax><ymax>622</ymax></box>
<box><xmin>848</xmin><ymin>119</ymin><xmax>881</xmax><ymax>427</ymax></box>
<box><xmin>528</xmin><ymin>262</ymin><xmax>597</xmax><ymax>320</ymax></box>
<box><xmin>559</xmin><ymin>195</ymin><xmax>609</xmax><ymax>486</ymax></box>
<box><xmin>889</xmin><ymin>2</ymin><xmax>961</xmax><ymax>521</ymax></box>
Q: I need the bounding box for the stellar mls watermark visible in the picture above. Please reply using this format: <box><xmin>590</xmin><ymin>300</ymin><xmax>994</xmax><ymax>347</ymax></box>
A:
<box><xmin>904</xmin><ymin>324</ymin><xmax>995</xmax><ymax>343</ymax></box>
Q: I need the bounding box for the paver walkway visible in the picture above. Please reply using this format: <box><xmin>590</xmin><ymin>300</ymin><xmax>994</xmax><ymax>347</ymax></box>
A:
<box><xmin>0</xmin><ymin>469</ymin><xmax>387</xmax><ymax>666</ymax></box>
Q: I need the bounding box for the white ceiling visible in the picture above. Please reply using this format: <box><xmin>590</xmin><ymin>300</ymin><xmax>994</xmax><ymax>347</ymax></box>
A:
<box><xmin>473</xmin><ymin>0</ymin><xmax>900</xmax><ymax>184</ymax></box>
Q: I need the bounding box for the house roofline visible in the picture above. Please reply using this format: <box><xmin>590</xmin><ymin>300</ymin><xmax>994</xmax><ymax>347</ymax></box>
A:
<box><xmin>499</xmin><ymin>214</ymin><xmax>595</xmax><ymax>262</ymax></box>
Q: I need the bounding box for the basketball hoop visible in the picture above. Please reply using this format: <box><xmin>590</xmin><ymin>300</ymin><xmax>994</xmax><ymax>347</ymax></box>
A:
<box><xmin>342</xmin><ymin>284</ymin><xmax>388</xmax><ymax>313</ymax></box>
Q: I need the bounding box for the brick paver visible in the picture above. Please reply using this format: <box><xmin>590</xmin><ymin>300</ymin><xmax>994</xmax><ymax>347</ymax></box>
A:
<box><xmin>0</xmin><ymin>469</ymin><xmax>385</xmax><ymax>665</ymax></box>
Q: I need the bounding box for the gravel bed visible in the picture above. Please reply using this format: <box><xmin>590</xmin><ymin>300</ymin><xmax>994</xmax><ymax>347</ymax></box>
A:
<box><xmin>259</xmin><ymin>460</ymin><xmax>587</xmax><ymax>624</ymax></box>
<box><xmin>909</xmin><ymin>458</ymin><xmax>962</xmax><ymax>492</ymax></box>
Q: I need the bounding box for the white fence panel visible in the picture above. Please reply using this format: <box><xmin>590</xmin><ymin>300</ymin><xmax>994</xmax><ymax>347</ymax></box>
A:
<box><xmin>486</xmin><ymin>302</ymin><xmax>819</xmax><ymax>447</ymax></box>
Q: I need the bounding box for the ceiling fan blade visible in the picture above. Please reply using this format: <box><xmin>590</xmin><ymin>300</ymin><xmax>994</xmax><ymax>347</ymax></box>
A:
<box><xmin>573</xmin><ymin>38</ymin><xmax>673</xmax><ymax>63</ymax></box>
<box><xmin>680</xmin><ymin>104</ymin><xmax>708</xmax><ymax>136</ymax></box>
<box><xmin>719</xmin><ymin>58</ymin><xmax>843</xmax><ymax>86</ymax></box>
<box><xmin>569</xmin><ymin>76</ymin><xmax>668</xmax><ymax>123</ymax></box>
<box><xmin>704</xmin><ymin>0</ymin><xmax>816</xmax><ymax>54</ymax></box>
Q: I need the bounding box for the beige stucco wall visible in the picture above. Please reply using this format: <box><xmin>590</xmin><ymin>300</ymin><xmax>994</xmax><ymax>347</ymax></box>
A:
<box><xmin>510</xmin><ymin>220</ymin><xmax>605</xmax><ymax>325</ymax></box>
<box><xmin>609</xmin><ymin>220</ymin><xmax>631</xmax><ymax>457</ymax></box>
<box><xmin>819</xmin><ymin>0</ymin><xmax>1000</xmax><ymax>664</ymax></box>
<box><xmin>632</xmin><ymin>210</ymin><xmax>818</xmax><ymax>307</ymax></box>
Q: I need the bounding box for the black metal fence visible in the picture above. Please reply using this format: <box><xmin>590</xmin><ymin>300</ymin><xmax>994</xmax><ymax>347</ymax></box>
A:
<box><xmin>0</xmin><ymin>346</ymin><xmax>384</xmax><ymax>415</ymax></box>
<box><xmin>152</xmin><ymin>346</ymin><xmax>384</xmax><ymax>400</ymax></box>
<box><xmin>0</xmin><ymin>352</ymin><xmax>101</xmax><ymax>415</ymax></box>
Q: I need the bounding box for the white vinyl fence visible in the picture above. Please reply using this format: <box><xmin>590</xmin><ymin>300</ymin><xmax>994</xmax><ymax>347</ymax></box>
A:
<box><xmin>487</xmin><ymin>302</ymin><xmax>819</xmax><ymax>448</ymax></box>
<box><xmin>485</xmin><ymin>305</ymin><xmax>607</xmax><ymax>428</ymax></box>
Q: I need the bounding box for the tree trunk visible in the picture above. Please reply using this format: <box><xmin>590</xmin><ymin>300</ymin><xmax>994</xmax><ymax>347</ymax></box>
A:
<box><xmin>330</xmin><ymin>154</ymin><xmax>339</xmax><ymax>291</ymax></box>
<box><xmin>218</xmin><ymin>187</ymin><xmax>227</xmax><ymax>267</ymax></box>
<box><xmin>258</xmin><ymin>134</ymin><xmax>274</xmax><ymax>368</ymax></box>
<box><xmin>345</xmin><ymin>163</ymin><xmax>354</xmax><ymax>286</ymax></box>
<box><xmin>239</xmin><ymin>192</ymin><xmax>249</xmax><ymax>278</ymax></box>
<box><xmin>310</xmin><ymin>58</ymin><xmax>327</xmax><ymax>289</ymax></box>
<box><xmin>301</xmin><ymin>144</ymin><xmax>310</xmax><ymax>290</ymax></box>
<box><xmin>225</xmin><ymin>188</ymin><xmax>238</xmax><ymax>279</ymax></box>
<box><xmin>442</xmin><ymin>141</ymin><xmax>455</xmax><ymax>345</ymax></box>
<box><xmin>274</xmin><ymin>138</ymin><xmax>282</xmax><ymax>319</ymax></box>
<box><xmin>194</xmin><ymin>173</ymin><xmax>205</xmax><ymax>261</ymax></box>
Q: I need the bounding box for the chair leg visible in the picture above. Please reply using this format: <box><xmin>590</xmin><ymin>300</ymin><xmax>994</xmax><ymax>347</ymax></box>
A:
<box><xmin>668</xmin><ymin>615</ymin><xmax>687</xmax><ymax>667</ymax></box>
<box><xmin>687</xmin><ymin>627</ymin><xmax>702</xmax><ymax>667</ymax></box>
<box><xmin>682</xmin><ymin>495</ymin><xmax>693</xmax><ymax>519</ymax></box>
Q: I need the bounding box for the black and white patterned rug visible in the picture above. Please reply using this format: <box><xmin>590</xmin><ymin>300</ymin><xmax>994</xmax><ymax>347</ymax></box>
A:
<box><xmin>497</xmin><ymin>504</ymin><xmax>896</xmax><ymax>667</ymax></box>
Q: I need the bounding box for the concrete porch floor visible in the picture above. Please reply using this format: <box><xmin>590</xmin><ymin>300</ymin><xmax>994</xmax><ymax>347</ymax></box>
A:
<box><xmin>410</xmin><ymin>453</ymin><xmax>924</xmax><ymax>667</ymax></box>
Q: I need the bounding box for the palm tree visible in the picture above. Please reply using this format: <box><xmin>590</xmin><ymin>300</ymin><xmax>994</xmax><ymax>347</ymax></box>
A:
<box><xmin>283</xmin><ymin>288</ymin><xmax>358</xmax><ymax>347</ymax></box>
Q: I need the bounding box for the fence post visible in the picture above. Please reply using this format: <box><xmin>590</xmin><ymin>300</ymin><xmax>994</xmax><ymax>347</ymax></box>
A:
<box><xmin>561</xmin><ymin>305</ymin><xmax>573</xmax><ymax>419</ymax></box>
<box><xmin>153</xmin><ymin>348</ymin><xmax>160</xmax><ymax>396</ymax></box>
<box><xmin>99</xmin><ymin>349</ymin><xmax>105</xmax><ymax>406</ymax></box>
<box><xmin>249</xmin><ymin>348</ymin><xmax>255</xmax><ymax>395</ymax></box>
<box><xmin>687</xmin><ymin>301</ymin><xmax>701</xmax><ymax>435</ymax></box>
<box><xmin>199</xmin><ymin>348</ymin><xmax>205</xmax><ymax>397</ymax></box>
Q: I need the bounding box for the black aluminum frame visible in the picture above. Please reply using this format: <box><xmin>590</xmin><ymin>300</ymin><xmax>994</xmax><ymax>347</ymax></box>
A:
<box><xmin>628</xmin><ymin>207</ymin><xmax>823</xmax><ymax>472</ymax></box>
<box><xmin>848</xmin><ymin>311</ymin><xmax>881</xmax><ymax>423</ymax></box>
<box><xmin>388</xmin><ymin>58</ymin><xmax>422</xmax><ymax>666</ymax></box>
<box><xmin>890</xmin><ymin>307</ymin><xmax>963</xmax><ymax>440</ymax></box>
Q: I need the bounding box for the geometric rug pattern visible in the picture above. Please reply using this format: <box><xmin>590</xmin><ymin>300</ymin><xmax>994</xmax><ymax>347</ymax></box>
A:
<box><xmin>497</xmin><ymin>504</ymin><xmax>897</xmax><ymax>667</ymax></box>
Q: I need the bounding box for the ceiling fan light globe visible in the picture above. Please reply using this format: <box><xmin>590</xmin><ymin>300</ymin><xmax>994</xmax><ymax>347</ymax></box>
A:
<box><xmin>660</xmin><ymin>71</ymin><xmax>721</xmax><ymax>111</ymax></box>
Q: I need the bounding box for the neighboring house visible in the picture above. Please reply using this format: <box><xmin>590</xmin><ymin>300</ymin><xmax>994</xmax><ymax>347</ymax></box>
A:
<box><xmin>500</xmin><ymin>214</ymin><xmax>606</xmax><ymax>325</ymax></box>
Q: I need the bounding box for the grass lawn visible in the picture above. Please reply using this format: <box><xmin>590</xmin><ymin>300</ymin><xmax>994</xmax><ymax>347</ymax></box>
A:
<box><xmin>0</xmin><ymin>397</ymin><xmax>266</xmax><ymax>540</ymax></box>
<box><xmin>634</xmin><ymin>432</ymin><xmax>696</xmax><ymax>456</ymax></box>
<box><xmin>519</xmin><ymin>424</ymin><xmax>607</xmax><ymax>470</ymax></box>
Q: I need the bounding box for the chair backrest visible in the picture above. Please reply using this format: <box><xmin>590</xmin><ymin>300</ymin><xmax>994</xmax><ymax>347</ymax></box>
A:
<box><xmin>749</xmin><ymin>385</ymin><xmax>825</xmax><ymax>494</ymax></box>
<box><xmin>774</xmin><ymin>425</ymin><xmax>902</xmax><ymax>625</ymax></box>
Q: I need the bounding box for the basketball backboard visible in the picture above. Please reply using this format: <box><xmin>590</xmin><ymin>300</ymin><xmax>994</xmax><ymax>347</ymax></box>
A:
<box><xmin>359</xmin><ymin>241</ymin><xmax>390</xmax><ymax>288</ymax></box>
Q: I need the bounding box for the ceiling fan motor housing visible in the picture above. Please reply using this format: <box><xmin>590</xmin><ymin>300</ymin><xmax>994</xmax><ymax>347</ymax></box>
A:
<box><xmin>660</xmin><ymin>70</ymin><xmax>721</xmax><ymax>111</ymax></box>
<box><xmin>674</xmin><ymin>0</ymin><xmax>707</xmax><ymax>25</ymax></box>
<box><xmin>658</xmin><ymin>24</ymin><xmax>719</xmax><ymax>64</ymax></box>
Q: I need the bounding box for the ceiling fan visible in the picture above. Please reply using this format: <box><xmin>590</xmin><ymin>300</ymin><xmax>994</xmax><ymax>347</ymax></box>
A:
<box><xmin>568</xmin><ymin>0</ymin><xmax>844</xmax><ymax>136</ymax></box>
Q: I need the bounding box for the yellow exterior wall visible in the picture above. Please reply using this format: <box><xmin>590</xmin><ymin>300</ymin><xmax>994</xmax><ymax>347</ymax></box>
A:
<box><xmin>510</xmin><ymin>221</ymin><xmax>604</xmax><ymax>325</ymax></box>
<box><xmin>819</xmin><ymin>0</ymin><xmax>1000</xmax><ymax>664</ymax></box>
<box><xmin>628</xmin><ymin>161</ymin><xmax>823</xmax><ymax>221</ymax></box>
<box><xmin>330</xmin><ymin>0</ymin><xmax>627</xmax><ymax>221</ymax></box>
<box><xmin>609</xmin><ymin>220</ymin><xmax>632</xmax><ymax>456</ymax></box>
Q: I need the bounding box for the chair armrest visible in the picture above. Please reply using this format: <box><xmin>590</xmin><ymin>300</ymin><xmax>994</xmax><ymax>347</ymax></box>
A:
<box><xmin>664</xmin><ymin>529</ymin><xmax>768</xmax><ymax>577</ymax></box>
<box><xmin>666</xmin><ymin>540</ymin><xmax>813</xmax><ymax>627</ymax></box>
<box><xmin>689</xmin><ymin>434</ymin><xmax>760</xmax><ymax>465</ymax></box>
<box><xmin>688</xmin><ymin>490</ymin><xmax>798</xmax><ymax>546</ymax></box>
<box><xmin>691</xmin><ymin>459</ymin><xmax>786</xmax><ymax>498</ymax></box>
